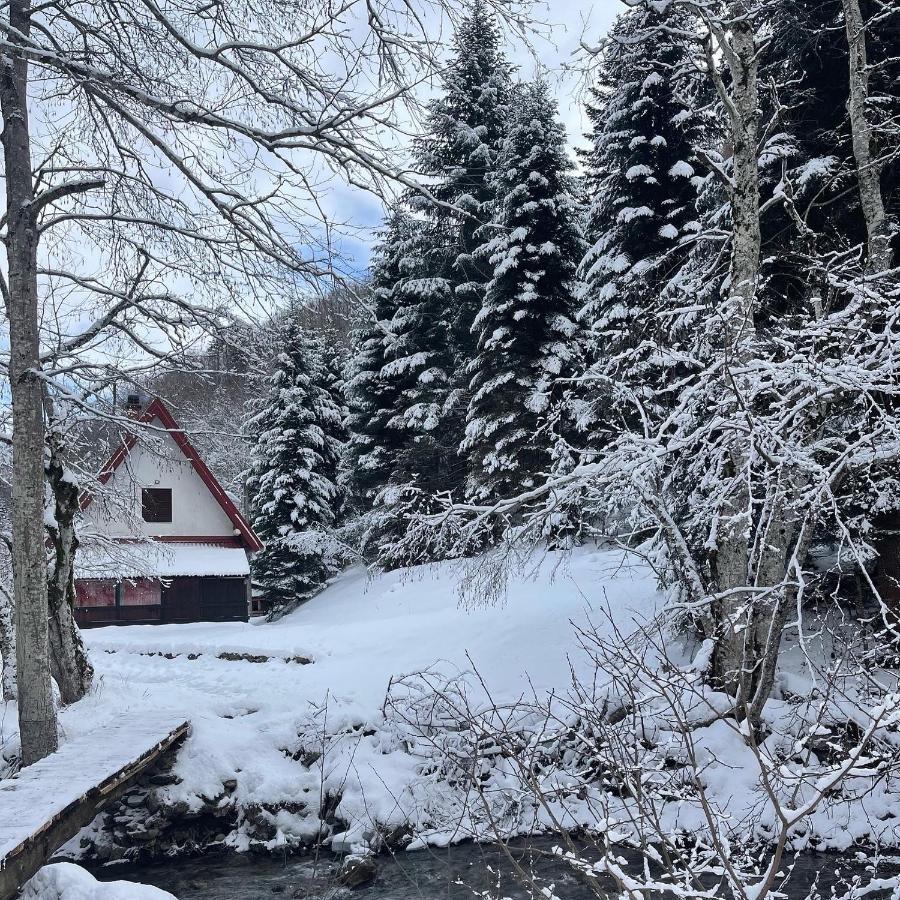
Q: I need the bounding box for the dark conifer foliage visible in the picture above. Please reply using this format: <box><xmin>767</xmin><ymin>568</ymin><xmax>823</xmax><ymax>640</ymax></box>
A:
<box><xmin>353</xmin><ymin>1</ymin><xmax>514</xmax><ymax>562</ymax></box>
<box><xmin>572</xmin><ymin>4</ymin><xmax>706</xmax><ymax>455</ymax></box>
<box><xmin>578</xmin><ymin>5</ymin><xmax>704</xmax><ymax>359</ymax></box>
<box><xmin>412</xmin><ymin>0</ymin><xmax>513</xmax><ymax>366</ymax></box>
<box><xmin>246</xmin><ymin>318</ymin><xmax>348</xmax><ymax>617</ymax></box>
<box><xmin>463</xmin><ymin>80</ymin><xmax>584</xmax><ymax>506</ymax></box>
<box><xmin>345</xmin><ymin>211</ymin><xmax>413</xmax><ymax>512</ymax></box>
<box><xmin>760</xmin><ymin>0</ymin><xmax>900</xmax><ymax>320</ymax></box>
<box><xmin>374</xmin><ymin>225</ymin><xmax>461</xmax><ymax>560</ymax></box>
<box><xmin>348</xmin><ymin>215</ymin><xmax>460</xmax><ymax>567</ymax></box>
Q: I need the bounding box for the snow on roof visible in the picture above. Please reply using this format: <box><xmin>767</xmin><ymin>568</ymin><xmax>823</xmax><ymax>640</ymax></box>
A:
<box><xmin>76</xmin><ymin>542</ymin><xmax>250</xmax><ymax>580</ymax></box>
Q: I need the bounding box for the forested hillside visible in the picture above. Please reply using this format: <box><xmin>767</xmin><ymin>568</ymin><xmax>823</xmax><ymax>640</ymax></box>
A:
<box><xmin>243</xmin><ymin>0</ymin><xmax>900</xmax><ymax>694</ymax></box>
<box><xmin>1</xmin><ymin>0</ymin><xmax>899</xmax><ymax>895</ymax></box>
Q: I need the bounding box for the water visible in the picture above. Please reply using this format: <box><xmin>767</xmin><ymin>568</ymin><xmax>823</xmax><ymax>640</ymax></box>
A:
<box><xmin>93</xmin><ymin>840</ymin><xmax>900</xmax><ymax>900</ymax></box>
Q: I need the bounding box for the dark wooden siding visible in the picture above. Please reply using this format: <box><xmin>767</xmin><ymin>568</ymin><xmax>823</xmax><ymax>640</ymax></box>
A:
<box><xmin>74</xmin><ymin>579</ymin><xmax>161</xmax><ymax>627</ymax></box>
<box><xmin>161</xmin><ymin>577</ymin><xmax>200</xmax><ymax>624</ymax></box>
<box><xmin>199</xmin><ymin>577</ymin><xmax>248</xmax><ymax>622</ymax></box>
<box><xmin>75</xmin><ymin>576</ymin><xmax>249</xmax><ymax>627</ymax></box>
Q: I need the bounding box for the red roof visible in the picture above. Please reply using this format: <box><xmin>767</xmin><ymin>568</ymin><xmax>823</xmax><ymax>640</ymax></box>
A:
<box><xmin>80</xmin><ymin>397</ymin><xmax>263</xmax><ymax>552</ymax></box>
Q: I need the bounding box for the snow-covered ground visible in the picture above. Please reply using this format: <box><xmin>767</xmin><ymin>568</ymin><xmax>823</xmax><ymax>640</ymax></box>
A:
<box><xmin>6</xmin><ymin>543</ymin><xmax>900</xmax><ymax>900</ymax></box>
<box><xmin>30</xmin><ymin>546</ymin><xmax>658</xmax><ymax>852</ymax></box>
<box><xmin>85</xmin><ymin>544</ymin><xmax>655</xmax><ymax>713</ymax></box>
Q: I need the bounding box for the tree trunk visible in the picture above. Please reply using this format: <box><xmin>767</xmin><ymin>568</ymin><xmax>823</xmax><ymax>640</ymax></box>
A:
<box><xmin>0</xmin><ymin>587</ymin><xmax>16</xmax><ymax>700</ymax></box>
<box><xmin>710</xmin><ymin>6</ymin><xmax>763</xmax><ymax>699</ymax></box>
<box><xmin>46</xmin><ymin>428</ymin><xmax>94</xmax><ymax>705</ymax></box>
<box><xmin>842</xmin><ymin>0</ymin><xmax>893</xmax><ymax>274</ymax></box>
<box><xmin>1</xmin><ymin>0</ymin><xmax>59</xmax><ymax>764</ymax></box>
<box><xmin>744</xmin><ymin>475</ymin><xmax>809</xmax><ymax>723</ymax></box>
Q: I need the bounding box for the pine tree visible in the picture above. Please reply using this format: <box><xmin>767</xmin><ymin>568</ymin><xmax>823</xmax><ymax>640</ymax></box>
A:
<box><xmin>412</xmin><ymin>0</ymin><xmax>513</xmax><ymax>365</ymax></box>
<box><xmin>344</xmin><ymin>211</ymin><xmax>458</xmax><ymax>563</ymax></box>
<box><xmin>462</xmin><ymin>80</ymin><xmax>584</xmax><ymax>507</ymax></box>
<box><xmin>389</xmin><ymin>0</ymin><xmax>512</xmax><ymax>486</ymax></box>
<box><xmin>578</xmin><ymin>5</ymin><xmax>704</xmax><ymax>387</ymax></box>
<box><xmin>371</xmin><ymin>226</ymin><xmax>461</xmax><ymax>565</ymax></box>
<box><xmin>354</xmin><ymin>2</ymin><xmax>513</xmax><ymax>564</ymax></box>
<box><xmin>246</xmin><ymin>318</ymin><xmax>347</xmax><ymax>618</ymax></box>
<box><xmin>345</xmin><ymin>211</ymin><xmax>411</xmax><ymax>512</ymax></box>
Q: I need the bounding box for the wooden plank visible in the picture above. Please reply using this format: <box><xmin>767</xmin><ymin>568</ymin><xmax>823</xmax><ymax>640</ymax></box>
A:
<box><xmin>0</xmin><ymin>716</ymin><xmax>189</xmax><ymax>900</ymax></box>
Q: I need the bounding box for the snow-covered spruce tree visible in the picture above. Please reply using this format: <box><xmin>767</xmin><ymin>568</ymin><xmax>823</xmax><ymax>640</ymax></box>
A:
<box><xmin>746</xmin><ymin>0</ymin><xmax>851</xmax><ymax>331</ymax></box>
<box><xmin>246</xmin><ymin>318</ymin><xmax>348</xmax><ymax>618</ymax></box>
<box><xmin>372</xmin><ymin>227</ymin><xmax>463</xmax><ymax>568</ymax></box>
<box><xmin>321</xmin><ymin>342</ymin><xmax>351</xmax><ymax>527</ymax></box>
<box><xmin>576</xmin><ymin>3</ymin><xmax>705</xmax><ymax>440</ymax></box>
<box><xmin>343</xmin><ymin>211</ymin><xmax>429</xmax><ymax>561</ymax></box>
<box><xmin>379</xmin><ymin>0</ymin><xmax>511</xmax><ymax>513</ymax></box>
<box><xmin>364</xmin><ymin>3</ymin><xmax>513</xmax><ymax>564</ymax></box>
<box><xmin>413</xmin><ymin>0</ymin><xmax>512</xmax><ymax>368</ymax></box>
<box><xmin>345</xmin><ymin>211</ymin><xmax>412</xmax><ymax>515</ymax></box>
<box><xmin>463</xmin><ymin>80</ymin><xmax>584</xmax><ymax>514</ymax></box>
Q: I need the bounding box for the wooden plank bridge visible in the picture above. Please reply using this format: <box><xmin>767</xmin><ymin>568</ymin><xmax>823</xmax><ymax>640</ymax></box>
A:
<box><xmin>0</xmin><ymin>713</ymin><xmax>189</xmax><ymax>899</ymax></box>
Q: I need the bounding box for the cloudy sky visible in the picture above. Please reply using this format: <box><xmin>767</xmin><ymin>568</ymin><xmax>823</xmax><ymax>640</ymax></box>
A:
<box><xmin>517</xmin><ymin>0</ymin><xmax>620</xmax><ymax>137</ymax></box>
<box><xmin>330</xmin><ymin>0</ymin><xmax>622</xmax><ymax>273</ymax></box>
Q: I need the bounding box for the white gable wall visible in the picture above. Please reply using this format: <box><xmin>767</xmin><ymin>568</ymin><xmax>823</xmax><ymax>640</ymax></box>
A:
<box><xmin>83</xmin><ymin>422</ymin><xmax>237</xmax><ymax>539</ymax></box>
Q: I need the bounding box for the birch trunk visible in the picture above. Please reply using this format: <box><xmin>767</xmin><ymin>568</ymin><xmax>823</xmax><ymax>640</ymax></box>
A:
<box><xmin>710</xmin><ymin>6</ymin><xmax>763</xmax><ymax>699</ymax></box>
<box><xmin>1</xmin><ymin>0</ymin><xmax>59</xmax><ymax>763</ymax></box>
<box><xmin>46</xmin><ymin>430</ymin><xmax>93</xmax><ymax>705</ymax></box>
<box><xmin>841</xmin><ymin>0</ymin><xmax>893</xmax><ymax>274</ymax></box>
<box><xmin>744</xmin><ymin>475</ymin><xmax>810</xmax><ymax>723</ymax></box>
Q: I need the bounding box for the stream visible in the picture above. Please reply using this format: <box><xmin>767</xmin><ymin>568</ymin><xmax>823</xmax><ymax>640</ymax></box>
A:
<box><xmin>92</xmin><ymin>839</ymin><xmax>900</xmax><ymax>900</ymax></box>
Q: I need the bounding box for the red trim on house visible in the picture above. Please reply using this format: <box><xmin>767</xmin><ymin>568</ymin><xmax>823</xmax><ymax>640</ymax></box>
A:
<box><xmin>80</xmin><ymin>397</ymin><xmax>264</xmax><ymax>552</ymax></box>
<box><xmin>98</xmin><ymin>536</ymin><xmax>244</xmax><ymax>547</ymax></box>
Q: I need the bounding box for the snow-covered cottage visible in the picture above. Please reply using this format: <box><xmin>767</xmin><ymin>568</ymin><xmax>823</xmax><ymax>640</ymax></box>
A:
<box><xmin>74</xmin><ymin>396</ymin><xmax>263</xmax><ymax>628</ymax></box>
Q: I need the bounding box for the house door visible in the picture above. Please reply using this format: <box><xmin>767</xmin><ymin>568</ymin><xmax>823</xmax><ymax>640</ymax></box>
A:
<box><xmin>199</xmin><ymin>577</ymin><xmax>250</xmax><ymax>622</ymax></box>
<box><xmin>161</xmin><ymin>577</ymin><xmax>200</xmax><ymax>623</ymax></box>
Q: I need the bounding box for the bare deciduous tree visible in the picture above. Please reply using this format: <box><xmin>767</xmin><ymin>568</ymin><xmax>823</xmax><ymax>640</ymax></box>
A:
<box><xmin>0</xmin><ymin>0</ymin><xmax>525</xmax><ymax>765</ymax></box>
<box><xmin>384</xmin><ymin>606</ymin><xmax>900</xmax><ymax>900</ymax></box>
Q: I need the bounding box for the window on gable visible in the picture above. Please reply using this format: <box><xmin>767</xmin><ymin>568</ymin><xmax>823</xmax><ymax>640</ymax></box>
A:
<box><xmin>142</xmin><ymin>487</ymin><xmax>173</xmax><ymax>523</ymax></box>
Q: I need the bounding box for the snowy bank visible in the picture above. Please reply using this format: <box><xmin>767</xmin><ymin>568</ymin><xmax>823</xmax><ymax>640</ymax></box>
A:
<box><xmin>64</xmin><ymin>546</ymin><xmax>658</xmax><ymax>856</ymax></box>
<box><xmin>6</xmin><ymin>544</ymin><xmax>898</xmax><ymax>866</ymax></box>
